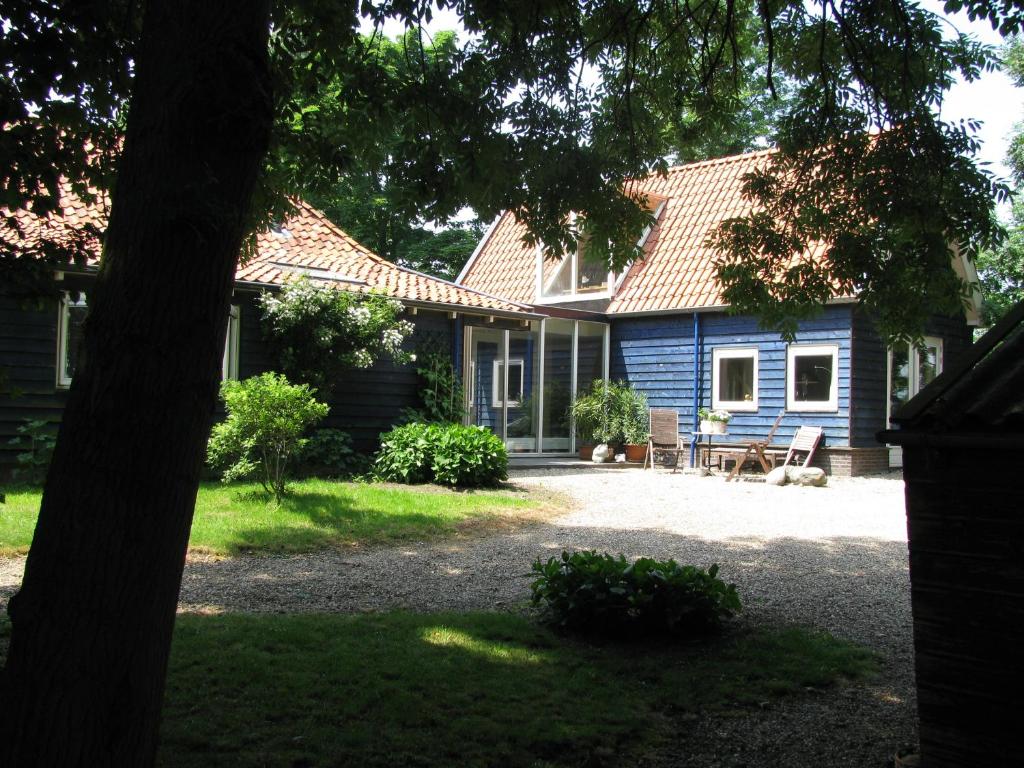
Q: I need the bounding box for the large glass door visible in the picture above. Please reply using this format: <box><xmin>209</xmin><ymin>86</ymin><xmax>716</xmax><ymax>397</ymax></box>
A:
<box><xmin>465</xmin><ymin>319</ymin><xmax>608</xmax><ymax>455</ymax></box>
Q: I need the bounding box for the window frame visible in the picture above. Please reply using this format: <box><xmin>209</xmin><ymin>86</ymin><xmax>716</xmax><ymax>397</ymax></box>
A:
<box><xmin>56</xmin><ymin>292</ymin><xmax>88</xmax><ymax>388</ymax></box>
<box><xmin>786</xmin><ymin>343</ymin><xmax>840</xmax><ymax>412</ymax></box>
<box><xmin>222</xmin><ymin>304</ymin><xmax>241</xmax><ymax>381</ymax></box>
<box><xmin>886</xmin><ymin>336</ymin><xmax>942</xmax><ymax>427</ymax></box>
<box><xmin>492</xmin><ymin>357</ymin><xmax>525</xmax><ymax>407</ymax></box>
<box><xmin>711</xmin><ymin>347</ymin><xmax>759</xmax><ymax>412</ymax></box>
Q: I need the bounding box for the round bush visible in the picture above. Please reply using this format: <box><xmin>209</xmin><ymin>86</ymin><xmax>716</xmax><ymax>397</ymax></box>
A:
<box><xmin>375</xmin><ymin>423</ymin><xmax>508</xmax><ymax>487</ymax></box>
<box><xmin>430</xmin><ymin>424</ymin><xmax>508</xmax><ymax>487</ymax></box>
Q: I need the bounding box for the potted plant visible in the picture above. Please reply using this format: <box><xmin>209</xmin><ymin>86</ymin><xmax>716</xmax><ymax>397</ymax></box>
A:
<box><xmin>698</xmin><ymin>407</ymin><xmax>731</xmax><ymax>434</ymax></box>
<box><xmin>568</xmin><ymin>379</ymin><xmax>615</xmax><ymax>460</ymax></box>
<box><xmin>613</xmin><ymin>383</ymin><xmax>650</xmax><ymax>463</ymax></box>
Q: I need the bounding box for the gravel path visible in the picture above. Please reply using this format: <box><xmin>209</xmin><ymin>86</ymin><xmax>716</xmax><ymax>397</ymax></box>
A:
<box><xmin>0</xmin><ymin>468</ymin><xmax>916</xmax><ymax>767</ymax></box>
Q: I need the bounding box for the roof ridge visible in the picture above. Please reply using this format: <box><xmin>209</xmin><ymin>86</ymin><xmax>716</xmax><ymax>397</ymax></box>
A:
<box><xmin>660</xmin><ymin>148</ymin><xmax>775</xmax><ymax>175</ymax></box>
<box><xmin>295</xmin><ymin>200</ymin><xmax>526</xmax><ymax>311</ymax></box>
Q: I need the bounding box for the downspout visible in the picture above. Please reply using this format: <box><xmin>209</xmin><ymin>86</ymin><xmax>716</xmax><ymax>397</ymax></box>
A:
<box><xmin>690</xmin><ymin>312</ymin><xmax>701</xmax><ymax>467</ymax></box>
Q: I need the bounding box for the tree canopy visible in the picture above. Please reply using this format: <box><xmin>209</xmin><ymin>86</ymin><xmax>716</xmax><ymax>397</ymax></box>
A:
<box><xmin>4</xmin><ymin>0</ymin><xmax>1021</xmax><ymax>338</ymax></box>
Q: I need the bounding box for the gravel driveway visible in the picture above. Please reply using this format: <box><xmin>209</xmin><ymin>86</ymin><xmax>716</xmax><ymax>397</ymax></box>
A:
<box><xmin>0</xmin><ymin>468</ymin><xmax>916</xmax><ymax>767</ymax></box>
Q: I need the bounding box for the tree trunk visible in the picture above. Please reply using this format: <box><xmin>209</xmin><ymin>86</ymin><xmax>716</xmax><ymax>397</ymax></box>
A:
<box><xmin>0</xmin><ymin>1</ymin><xmax>272</xmax><ymax>764</ymax></box>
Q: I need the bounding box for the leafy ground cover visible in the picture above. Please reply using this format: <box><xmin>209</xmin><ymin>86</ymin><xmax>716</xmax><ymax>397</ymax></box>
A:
<box><xmin>0</xmin><ymin>479</ymin><xmax>548</xmax><ymax>556</ymax></box>
<box><xmin>154</xmin><ymin>612</ymin><xmax>877</xmax><ymax>767</ymax></box>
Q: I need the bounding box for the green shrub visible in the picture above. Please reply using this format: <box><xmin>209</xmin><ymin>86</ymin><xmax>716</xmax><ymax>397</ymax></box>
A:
<box><xmin>531</xmin><ymin>551</ymin><xmax>741</xmax><ymax>638</ymax></box>
<box><xmin>7</xmin><ymin>419</ymin><xmax>56</xmax><ymax>485</ymax></box>
<box><xmin>375</xmin><ymin>423</ymin><xmax>508</xmax><ymax>487</ymax></box>
<box><xmin>400</xmin><ymin>351</ymin><xmax>466</xmax><ymax>424</ymax></box>
<box><xmin>297</xmin><ymin>428</ymin><xmax>370</xmax><ymax>478</ymax></box>
<box><xmin>373</xmin><ymin>422</ymin><xmax>438</xmax><ymax>484</ymax></box>
<box><xmin>207</xmin><ymin>372</ymin><xmax>329</xmax><ymax>500</ymax></box>
<box><xmin>431</xmin><ymin>424</ymin><xmax>508</xmax><ymax>487</ymax></box>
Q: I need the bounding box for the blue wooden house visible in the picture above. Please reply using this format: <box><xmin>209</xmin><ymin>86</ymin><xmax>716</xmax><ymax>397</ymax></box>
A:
<box><xmin>456</xmin><ymin>151</ymin><xmax>982</xmax><ymax>474</ymax></box>
<box><xmin>0</xmin><ymin>190</ymin><xmax>539</xmax><ymax>473</ymax></box>
<box><xmin>1</xmin><ymin>150</ymin><xmax>982</xmax><ymax>476</ymax></box>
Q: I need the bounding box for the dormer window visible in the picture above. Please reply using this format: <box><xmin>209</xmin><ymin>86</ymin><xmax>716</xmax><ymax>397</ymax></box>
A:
<box><xmin>538</xmin><ymin>247</ymin><xmax>613</xmax><ymax>301</ymax></box>
<box><xmin>534</xmin><ymin>198</ymin><xmax>665</xmax><ymax>304</ymax></box>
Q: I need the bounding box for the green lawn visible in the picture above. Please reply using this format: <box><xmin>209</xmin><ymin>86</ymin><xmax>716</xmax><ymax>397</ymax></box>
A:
<box><xmin>155</xmin><ymin>612</ymin><xmax>877</xmax><ymax>767</ymax></box>
<box><xmin>0</xmin><ymin>479</ymin><xmax>548</xmax><ymax>556</ymax></box>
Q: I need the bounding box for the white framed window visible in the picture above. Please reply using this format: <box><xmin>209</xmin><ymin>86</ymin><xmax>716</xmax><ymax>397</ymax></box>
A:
<box><xmin>56</xmin><ymin>292</ymin><xmax>88</xmax><ymax>388</ymax></box>
<box><xmin>493</xmin><ymin>358</ymin><xmax>524</xmax><ymax>407</ymax></box>
<box><xmin>222</xmin><ymin>305</ymin><xmax>241</xmax><ymax>380</ymax></box>
<box><xmin>786</xmin><ymin>344</ymin><xmax>839</xmax><ymax>411</ymax></box>
<box><xmin>712</xmin><ymin>347</ymin><xmax>758</xmax><ymax>411</ymax></box>
<box><xmin>887</xmin><ymin>336</ymin><xmax>942</xmax><ymax>427</ymax></box>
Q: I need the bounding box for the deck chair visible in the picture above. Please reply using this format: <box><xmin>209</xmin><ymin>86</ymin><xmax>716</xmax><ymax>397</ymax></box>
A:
<box><xmin>644</xmin><ymin>408</ymin><xmax>684</xmax><ymax>471</ymax></box>
<box><xmin>723</xmin><ymin>411</ymin><xmax>786</xmax><ymax>481</ymax></box>
<box><xmin>779</xmin><ymin>425</ymin><xmax>824</xmax><ymax>468</ymax></box>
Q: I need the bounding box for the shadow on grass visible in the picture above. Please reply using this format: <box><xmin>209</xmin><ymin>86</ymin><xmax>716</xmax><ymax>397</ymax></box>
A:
<box><xmin>159</xmin><ymin>611</ymin><xmax>877</xmax><ymax>768</ymax></box>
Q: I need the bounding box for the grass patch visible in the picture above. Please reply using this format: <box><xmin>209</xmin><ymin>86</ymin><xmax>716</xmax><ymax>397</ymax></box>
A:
<box><xmin>0</xmin><ymin>479</ymin><xmax>551</xmax><ymax>556</ymax></box>
<box><xmin>157</xmin><ymin>612</ymin><xmax>877</xmax><ymax>767</ymax></box>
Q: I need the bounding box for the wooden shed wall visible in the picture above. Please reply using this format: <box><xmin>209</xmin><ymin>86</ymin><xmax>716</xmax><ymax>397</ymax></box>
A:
<box><xmin>902</xmin><ymin>440</ymin><xmax>1024</xmax><ymax>767</ymax></box>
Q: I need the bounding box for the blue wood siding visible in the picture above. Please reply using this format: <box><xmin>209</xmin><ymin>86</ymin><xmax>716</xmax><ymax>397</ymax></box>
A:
<box><xmin>612</xmin><ymin>306</ymin><xmax>854</xmax><ymax>448</ymax></box>
<box><xmin>0</xmin><ymin>293</ymin><xmax>68</xmax><ymax>471</ymax></box>
<box><xmin>849</xmin><ymin>309</ymin><xmax>975</xmax><ymax>447</ymax></box>
<box><xmin>0</xmin><ymin>287</ymin><xmax>453</xmax><ymax>474</ymax></box>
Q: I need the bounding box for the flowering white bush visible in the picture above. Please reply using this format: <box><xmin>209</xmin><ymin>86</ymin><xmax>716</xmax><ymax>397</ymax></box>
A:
<box><xmin>698</xmin><ymin>408</ymin><xmax>732</xmax><ymax>423</ymax></box>
<box><xmin>258</xmin><ymin>277</ymin><xmax>414</xmax><ymax>396</ymax></box>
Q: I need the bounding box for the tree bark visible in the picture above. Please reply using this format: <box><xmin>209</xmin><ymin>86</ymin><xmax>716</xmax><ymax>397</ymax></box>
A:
<box><xmin>0</xmin><ymin>1</ymin><xmax>272</xmax><ymax>764</ymax></box>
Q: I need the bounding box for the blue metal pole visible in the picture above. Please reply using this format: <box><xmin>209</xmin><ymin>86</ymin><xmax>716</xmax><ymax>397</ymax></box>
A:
<box><xmin>690</xmin><ymin>312</ymin><xmax>701</xmax><ymax>467</ymax></box>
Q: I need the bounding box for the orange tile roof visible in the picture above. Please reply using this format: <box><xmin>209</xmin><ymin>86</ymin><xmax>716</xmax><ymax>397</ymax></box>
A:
<box><xmin>459</xmin><ymin>149</ymin><xmax>824</xmax><ymax>314</ymax></box>
<box><xmin>3</xmin><ymin>186</ymin><xmax>529</xmax><ymax>315</ymax></box>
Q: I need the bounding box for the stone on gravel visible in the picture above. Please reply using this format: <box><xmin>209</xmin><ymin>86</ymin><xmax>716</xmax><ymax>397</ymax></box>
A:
<box><xmin>765</xmin><ymin>466</ymin><xmax>788</xmax><ymax>486</ymax></box>
<box><xmin>787</xmin><ymin>466</ymin><xmax>828</xmax><ymax>486</ymax></box>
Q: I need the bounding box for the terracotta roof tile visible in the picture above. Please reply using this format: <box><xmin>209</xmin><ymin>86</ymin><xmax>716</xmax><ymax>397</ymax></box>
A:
<box><xmin>460</xmin><ymin>149</ymin><xmax>816</xmax><ymax>313</ymax></box>
<box><xmin>3</xmin><ymin>187</ymin><xmax>527</xmax><ymax>315</ymax></box>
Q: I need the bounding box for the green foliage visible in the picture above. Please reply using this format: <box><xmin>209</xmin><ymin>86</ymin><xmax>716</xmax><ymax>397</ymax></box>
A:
<box><xmin>400</xmin><ymin>352</ymin><xmax>466</xmax><ymax>424</ymax></box>
<box><xmin>429</xmin><ymin>424</ymin><xmax>509</xmax><ymax>488</ymax></box>
<box><xmin>568</xmin><ymin>380</ymin><xmax>648</xmax><ymax>445</ymax></box>
<box><xmin>207</xmin><ymin>373</ymin><xmax>329</xmax><ymax>500</ymax></box>
<box><xmin>8</xmin><ymin>4</ymin><xmax>1022</xmax><ymax>338</ymax></box>
<box><xmin>296</xmin><ymin>428</ymin><xmax>369</xmax><ymax>478</ymax></box>
<box><xmin>372</xmin><ymin>423</ymin><xmax>436</xmax><ymax>485</ymax></box>
<box><xmin>375</xmin><ymin>423</ymin><xmax>508</xmax><ymax>488</ymax></box>
<box><xmin>531</xmin><ymin>551</ymin><xmax>742</xmax><ymax>639</ymax></box>
<box><xmin>976</xmin><ymin>198</ymin><xmax>1024</xmax><ymax>325</ymax></box>
<box><xmin>697</xmin><ymin>408</ymin><xmax>732</xmax><ymax>424</ymax></box>
<box><xmin>258</xmin><ymin>277</ymin><xmax>414</xmax><ymax>396</ymax></box>
<box><xmin>308</xmin><ymin>181</ymin><xmax>482</xmax><ymax>280</ymax></box>
<box><xmin>6</xmin><ymin>420</ymin><xmax>56</xmax><ymax>485</ymax></box>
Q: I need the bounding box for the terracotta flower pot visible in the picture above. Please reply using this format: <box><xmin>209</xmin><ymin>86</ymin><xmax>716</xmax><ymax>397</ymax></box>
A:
<box><xmin>624</xmin><ymin>444</ymin><xmax>648</xmax><ymax>463</ymax></box>
<box><xmin>578</xmin><ymin>444</ymin><xmax>594</xmax><ymax>461</ymax></box>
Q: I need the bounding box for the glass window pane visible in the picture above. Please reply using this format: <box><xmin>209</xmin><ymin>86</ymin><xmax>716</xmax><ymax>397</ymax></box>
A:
<box><xmin>541</xmin><ymin>255</ymin><xmax>573</xmax><ymax>298</ymax></box>
<box><xmin>541</xmin><ymin>319</ymin><xmax>574</xmax><ymax>452</ymax></box>
<box><xmin>919</xmin><ymin>344</ymin><xmax>940</xmax><ymax>388</ymax></box>
<box><xmin>718</xmin><ymin>356</ymin><xmax>754</xmax><ymax>403</ymax></box>
<box><xmin>793</xmin><ymin>354</ymin><xmax>833</xmax><ymax>402</ymax></box>
<box><xmin>889</xmin><ymin>344</ymin><xmax>910</xmax><ymax>424</ymax></box>
<box><xmin>64</xmin><ymin>303</ymin><xmax>88</xmax><ymax>381</ymax></box>
<box><xmin>575</xmin><ymin>252</ymin><xmax>608</xmax><ymax>294</ymax></box>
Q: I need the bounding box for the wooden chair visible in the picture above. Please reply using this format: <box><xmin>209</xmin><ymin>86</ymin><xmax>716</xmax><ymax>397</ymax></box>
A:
<box><xmin>644</xmin><ymin>408</ymin><xmax>683</xmax><ymax>471</ymax></box>
<box><xmin>723</xmin><ymin>411</ymin><xmax>785</xmax><ymax>482</ymax></box>
<box><xmin>779</xmin><ymin>425</ymin><xmax>823</xmax><ymax>468</ymax></box>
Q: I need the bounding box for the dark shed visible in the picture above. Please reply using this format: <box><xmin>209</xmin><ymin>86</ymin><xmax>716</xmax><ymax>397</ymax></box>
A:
<box><xmin>880</xmin><ymin>302</ymin><xmax>1024</xmax><ymax>768</ymax></box>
